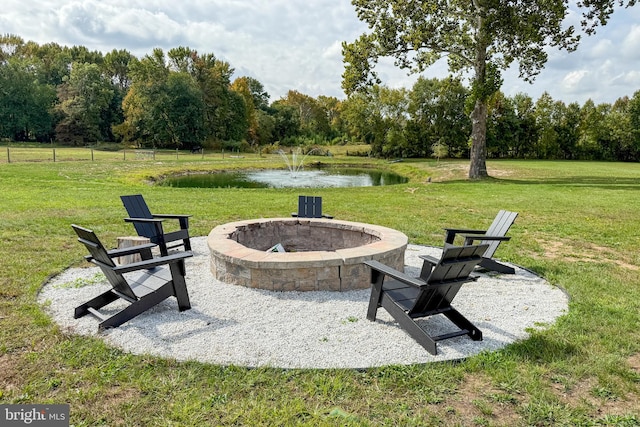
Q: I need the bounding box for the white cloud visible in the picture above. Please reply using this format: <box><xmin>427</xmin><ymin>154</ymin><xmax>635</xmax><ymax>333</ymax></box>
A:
<box><xmin>621</xmin><ymin>25</ymin><xmax>640</xmax><ymax>59</ymax></box>
<box><xmin>322</xmin><ymin>41</ymin><xmax>343</xmax><ymax>60</ymax></box>
<box><xmin>1</xmin><ymin>1</ymin><xmax>639</xmax><ymax>103</ymax></box>
<box><xmin>589</xmin><ymin>39</ymin><xmax>616</xmax><ymax>59</ymax></box>
<box><xmin>612</xmin><ymin>70</ymin><xmax>640</xmax><ymax>89</ymax></box>
<box><xmin>561</xmin><ymin>70</ymin><xmax>590</xmax><ymax>92</ymax></box>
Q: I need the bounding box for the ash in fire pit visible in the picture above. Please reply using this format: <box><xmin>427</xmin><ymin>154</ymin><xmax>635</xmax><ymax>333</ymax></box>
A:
<box><xmin>208</xmin><ymin>218</ymin><xmax>408</xmax><ymax>292</ymax></box>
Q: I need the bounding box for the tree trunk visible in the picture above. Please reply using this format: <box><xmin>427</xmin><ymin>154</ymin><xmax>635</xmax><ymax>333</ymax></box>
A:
<box><xmin>469</xmin><ymin>26</ymin><xmax>490</xmax><ymax>180</ymax></box>
<box><xmin>469</xmin><ymin>99</ymin><xmax>488</xmax><ymax>179</ymax></box>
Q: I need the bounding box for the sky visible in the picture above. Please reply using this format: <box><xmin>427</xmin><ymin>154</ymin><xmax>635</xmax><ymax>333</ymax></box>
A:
<box><xmin>2</xmin><ymin>0</ymin><xmax>640</xmax><ymax>106</ymax></box>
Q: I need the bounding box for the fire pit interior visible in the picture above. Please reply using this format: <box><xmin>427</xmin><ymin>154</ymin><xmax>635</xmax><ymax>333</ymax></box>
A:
<box><xmin>208</xmin><ymin>218</ymin><xmax>408</xmax><ymax>292</ymax></box>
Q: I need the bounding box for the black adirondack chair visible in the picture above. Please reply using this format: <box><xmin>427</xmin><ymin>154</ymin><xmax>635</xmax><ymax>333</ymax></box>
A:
<box><xmin>443</xmin><ymin>210</ymin><xmax>518</xmax><ymax>274</ymax></box>
<box><xmin>121</xmin><ymin>194</ymin><xmax>192</xmax><ymax>256</ymax></box>
<box><xmin>291</xmin><ymin>195</ymin><xmax>333</xmax><ymax>219</ymax></box>
<box><xmin>71</xmin><ymin>224</ymin><xmax>193</xmax><ymax>331</ymax></box>
<box><xmin>365</xmin><ymin>243</ymin><xmax>489</xmax><ymax>355</ymax></box>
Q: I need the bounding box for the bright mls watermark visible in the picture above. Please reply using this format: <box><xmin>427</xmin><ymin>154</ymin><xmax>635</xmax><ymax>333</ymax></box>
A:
<box><xmin>1</xmin><ymin>404</ymin><xmax>69</xmax><ymax>426</ymax></box>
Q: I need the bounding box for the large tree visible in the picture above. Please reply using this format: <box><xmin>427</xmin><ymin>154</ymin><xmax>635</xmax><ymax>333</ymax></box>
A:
<box><xmin>279</xmin><ymin>90</ymin><xmax>331</xmax><ymax>138</ymax></box>
<box><xmin>341</xmin><ymin>85</ymin><xmax>410</xmax><ymax>156</ymax></box>
<box><xmin>342</xmin><ymin>0</ymin><xmax>636</xmax><ymax>179</ymax></box>
<box><xmin>0</xmin><ymin>58</ymin><xmax>56</xmax><ymax>141</ymax></box>
<box><xmin>408</xmin><ymin>77</ymin><xmax>470</xmax><ymax>157</ymax></box>
<box><xmin>121</xmin><ymin>48</ymin><xmax>207</xmax><ymax>148</ymax></box>
<box><xmin>55</xmin><ymin>62</ymin><xmax>114</xmax><ymax>145</ymax></box>
<box><xmin>103</xmin><ymin>49</ymin><xmax>136</xmax><ymax>91</ymax></box>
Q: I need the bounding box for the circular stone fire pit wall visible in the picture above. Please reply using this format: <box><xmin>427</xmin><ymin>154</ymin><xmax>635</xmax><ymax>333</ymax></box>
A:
<box><xmin>208</xmin><ymin>218</ymin><xmax>408</xmax><ymax>291</ymax></box>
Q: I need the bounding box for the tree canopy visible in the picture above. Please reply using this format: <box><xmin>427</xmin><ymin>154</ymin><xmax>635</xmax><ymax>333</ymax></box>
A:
<box><xmin>2</xmin><ymin>32</ymin><xmax>640</xmax><ymax>163</ymax></box>
<box><xmin>342</xmin><ymin>0</ymin><xmax>637</xmax><ymax>178</ymax></box>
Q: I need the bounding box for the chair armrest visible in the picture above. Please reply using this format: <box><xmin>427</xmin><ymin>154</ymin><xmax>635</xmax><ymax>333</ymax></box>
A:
<box><xmin>113</xmin><ymin>251</ymin><xmax>193</xmax><ymax>274</ymax></box>
<box><xmin>106</xmin><ymin>243</ymin><xmax>157</xmax><ymax>258</ymax></box>
<box><xmin>443</xmin><ymin>227</ymin><xmax>486</xmax><ymax>243</ymax></box>
<box><xmin>418</xmin><ymin>254</ymin><xmax>439</xmax><ymax>265</ymax></box>
<box><xmin>124</xmin><ymin>217</ymin><xmax>165</xmax><ymax>223</ymax></box>
<box><xmin>123</xmin><ymin>217</ymin><xmax>165</xmax><ymax>237</ymax></box>
<box><xmin>462</xmin><ymin>234</ymin><xmax>511</xmax><ymax>245</ymax></box>
<box><xmin>152</xmin><ymin>214</ymin><xmax>192</xmax><ymax>219</ymax></box>
<box><xmin>152</xmin><ymin>214</ymin><xmax>190</xmax><ymax>229</ymax></box>
<box><xmin>417</xmin><ymin>254</ymin><xmax>438</xmax><ymax>279</ymax></box>
<box><xmin>84</xmin><ymin>243</ymin><xmax>157</xmax><ymax>263</ymax></box>
<box><xmin>364</xmin><ymin>260</ymin><xmax>425</xmax><ymax>288</ymax></box>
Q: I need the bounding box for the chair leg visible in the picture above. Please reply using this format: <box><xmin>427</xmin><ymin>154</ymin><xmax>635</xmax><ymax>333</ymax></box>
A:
<box><xmin>444</xmin><ymin>230</ymin><xmax>457</xmax><ymax>244</ymax></box>
<box><xmin>157</xmin><ymin>243</ymin><xmax>169</xmax><ymax>257</ymax></box>
<box><xmin>366</xmin><ymin>269</ymin><xmax>384</xmax><ymax>321</ymax></box>
<box><xmin>169</xmin><ymin>261</ymin><xmax>191</xmax><ymax>311</ymax></box>
<box><xmin>380</xmin><ymin>295</ymin><xmax>438</xmax><ymax>355</ymax></box>
<box><xmin>442</xmin><ymin>308</ymin><xmax>483</xmax><ymax>341</ymax></box>
<box><xmin>178</xmin><ymin>217</ymin><xmax>189</xmax><ymax>230</ymax></box>
<box><xmin>97</xmin><ymin>285</ymin><xmax>175</xmax><ymax>331</ymax></box>
<box><xmin>139</xmin><ymin>246</ymin><xmax>153</xmax><ymax>261</ymax></box>
<box><xmin>74</xmin><ymin>290</ymin><xmax>120</xmax><ymax>319</ymax></box>
<box><xmin>178</xmin><ymin>218</ymin><xmax>191</xmax><ymax>250</ymax></box>
<box><xmin>151</xmin><ymin>222</ymin><xmax>169</xmax><ymax>256</ymax></box>
<box><xmin>479</xmin><ymin>258</ymin><xmax>515</xmax><ymax>274</ymax></box>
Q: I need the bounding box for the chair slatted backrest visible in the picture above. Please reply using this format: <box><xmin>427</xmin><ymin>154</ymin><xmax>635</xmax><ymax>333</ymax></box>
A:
<box><xmin>71</xmin><ymin>225</ymin><xmax>138</xmax><ymax>301</ymax></box>
<box><xmin>121</xmin><ymin>194</ymin><xmax>158</xmax><ymax>241</ymax></box>
<box><xmin>409</xmin><ymin>244</ymin><xmax>488</xmax><ymax>315</ymax></box>
<box><xmin>482</xmin><ymin>210</ymin><xmax>518</xmax><ymax>258</ymax></box>
<box><xmin>298</xmin><ymin>196</ymin><xmax>323</xmax><ymax>218</ymax></box>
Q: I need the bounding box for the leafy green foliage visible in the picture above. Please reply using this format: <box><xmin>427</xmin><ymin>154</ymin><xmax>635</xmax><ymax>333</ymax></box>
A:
<box><xmin>0</xmin><ymin>58</ymin><xmax>56</xmax><ymax>141</ymax></box>
<box><xmin>55</xmin><ymin>62</ymin><xmax>115</xmax><ymax>145</ymax></box>
<box><xmin>343</xmin><ymin>0</ymin><xmax>637</xmax><ymax>178</ymax></box>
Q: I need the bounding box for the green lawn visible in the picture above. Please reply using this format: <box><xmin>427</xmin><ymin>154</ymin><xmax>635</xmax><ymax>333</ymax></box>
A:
<box><xmin>1</xmin><ymin>153</ymin><xmax>640</xmax><ymax>426</ymax></box>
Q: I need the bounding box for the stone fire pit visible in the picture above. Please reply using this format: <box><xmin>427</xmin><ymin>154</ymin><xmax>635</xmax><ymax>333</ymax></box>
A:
<box><xmin>208</xmin><ymin>218</ymin><xmax>408</xmax><ymax>291</ymax></box>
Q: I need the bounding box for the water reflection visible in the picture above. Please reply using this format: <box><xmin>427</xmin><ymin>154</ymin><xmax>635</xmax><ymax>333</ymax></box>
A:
<box><xmin>161</xmin><ymin>168</ymin><xmax>408</xmax><ymax>188</ymax></box>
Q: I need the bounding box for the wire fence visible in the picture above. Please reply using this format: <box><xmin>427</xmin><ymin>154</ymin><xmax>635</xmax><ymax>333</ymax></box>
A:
<box><xmin>0</xmin><ymin>146</ymin><xmax>250</xmax><ymax>164</ymax></box>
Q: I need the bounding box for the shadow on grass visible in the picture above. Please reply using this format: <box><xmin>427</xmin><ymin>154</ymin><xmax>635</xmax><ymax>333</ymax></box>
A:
<box><xmin>503</xmin><ymin>333</ymin><xmax>579</xmax><ymax>364</ymax></box>
<box><xmin>440</xmin><ymin>175</ymin><xmax>640</xmax><ymax>190</ymax></box>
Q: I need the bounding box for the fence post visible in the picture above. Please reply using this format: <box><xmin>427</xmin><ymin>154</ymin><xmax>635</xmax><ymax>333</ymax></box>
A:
<box><xmin>7</xmin><ymin>147</ymin><xmax>10</xmax><ymax>163</ymax></box>
<box><xmin>53</xmin><ymin>148</ymin><xmax>56</xmax><ymax>162</ymax></box>
<box><xmin>123</xmin><ymin>149</ymin><xmax>126</xmax><ymax>161</ymax></box>
<box><xmin>176</xmin><ymin>148</ymin><xmax>179</xmax><ymax>160</ymax></box>
<box><xmin>91</xmin><ymin>149</ymin><xmax>94</xmax><ymax>161</ymax></box>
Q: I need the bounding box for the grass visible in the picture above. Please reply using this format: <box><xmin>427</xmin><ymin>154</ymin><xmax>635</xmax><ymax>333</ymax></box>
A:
<box><xmin>0</xmin><ymin>143</ymin><xmax>373</xmax><ymax>164</ymax></box>
<box><xmin>1</xmin><ymin>152</ymin><xmax>640</xmax><ymax>426</ymax></box>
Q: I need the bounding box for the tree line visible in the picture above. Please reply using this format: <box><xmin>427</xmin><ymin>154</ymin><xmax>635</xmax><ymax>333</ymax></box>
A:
<box><xmin>1</xmin><ymin>34</ymin><xmax>640</xmax><ymax>161</ymax></box>
<box><xmin>343</xmin><ymin>0</ymin><xmax>637</xmax><ymax>177</ymax></box>
<box><xmin>352</xmin><ymin>80</ymin><xmax>640</xmax><ymax>162</ymax></box>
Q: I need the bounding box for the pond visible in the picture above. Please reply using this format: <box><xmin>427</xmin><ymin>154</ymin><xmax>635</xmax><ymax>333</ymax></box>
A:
<box><xmin>160</xmin><ymin>167</ymin><xmax>408</xmax><ymax>188</ymax></box>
